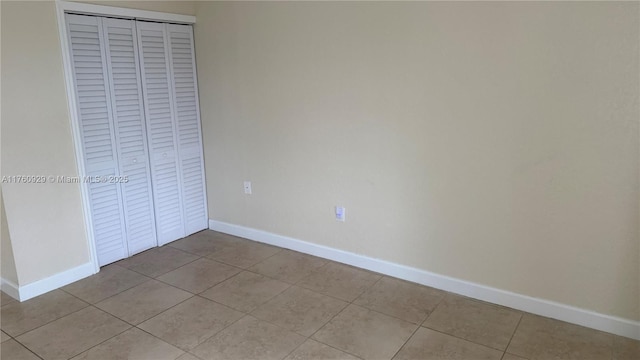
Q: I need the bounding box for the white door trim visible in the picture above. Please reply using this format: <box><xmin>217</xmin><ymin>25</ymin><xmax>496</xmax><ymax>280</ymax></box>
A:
<box><xmin>55</xmin><ymin>1</ymin><xmax>196</xmax><ymax>274</ymax></box>
<box><xmin>56</xmin><ymin>1</ymin><xmax>196</xmax><ymax>24</ymax></box>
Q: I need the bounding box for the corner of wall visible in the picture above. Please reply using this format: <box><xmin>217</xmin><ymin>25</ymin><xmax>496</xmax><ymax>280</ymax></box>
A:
<box><xmin>1</xmin><ymin>190</ymin><xmax>20</xmax><ymax>300</ymax></box>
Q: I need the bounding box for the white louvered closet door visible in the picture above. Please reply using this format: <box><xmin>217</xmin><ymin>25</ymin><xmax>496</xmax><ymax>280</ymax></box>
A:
<box><xmin>102</xmin><ymin>18</ymin><xmax>158</xmax><ymax>255</ymax></box>
<box><xmin>66</xmin><ymin>14</ymin><xmax>128</xmax><ymax>265</ymax></box>
<box><xmin>136</xmin><ymin>21</ymin><xmax>186</xmax><ymax>245</ymax></box>
<box><xmin>167</xmin><ymin>24</ymin><xmax>208</xmax><ymax>235</ymax></box>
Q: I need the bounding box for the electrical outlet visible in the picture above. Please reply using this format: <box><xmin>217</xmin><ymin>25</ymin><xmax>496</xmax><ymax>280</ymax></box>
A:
<box><xmin>244</xmin><ymin>181</ymin><xmax>252</xmax><ymax>194</ymax></box>
<box><xmin>335</xmin><ymin>206</ymin><xmax>346</xmax><ymax>222</ymax></box>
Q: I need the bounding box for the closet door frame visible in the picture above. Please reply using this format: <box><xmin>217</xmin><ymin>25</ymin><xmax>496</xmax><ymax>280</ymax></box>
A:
<box><xmin>56</xmin><ymin>1</ymin><xmax>196</xmax><ymax>273</ymax></box>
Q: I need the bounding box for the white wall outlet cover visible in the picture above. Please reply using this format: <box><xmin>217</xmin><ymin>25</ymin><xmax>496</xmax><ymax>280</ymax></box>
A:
<box><xmin>243</xmin><ymin>181</ymin><xmax>252</xmax><ymax>194</ymax></box>
<box><xmin>335</xmin><ymin>206</ymin><xmax>346</xmax><ymax>221</ymax></box>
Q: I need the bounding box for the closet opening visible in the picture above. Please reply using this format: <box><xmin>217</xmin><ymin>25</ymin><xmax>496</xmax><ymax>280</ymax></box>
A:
<box><xmin>56</xmin><ymin>1</ymin><xmax>207</xmax><ymax>272</ymax></box>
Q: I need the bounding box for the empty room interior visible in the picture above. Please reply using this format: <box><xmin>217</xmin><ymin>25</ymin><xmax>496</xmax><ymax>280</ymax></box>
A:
<box><xmin>1</xmin><ymin>1</ymin><xmax>639</xmax><ymax>359</ymax></box>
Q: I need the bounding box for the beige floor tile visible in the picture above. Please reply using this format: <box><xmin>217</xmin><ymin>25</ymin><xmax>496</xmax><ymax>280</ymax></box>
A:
<box><xmin>1</xmin><ymin>330</ymin><xmax>11</xmax><ymax>342</ymax></box>
<box><xmin>71</xmin><ymin>327</ymin><xmax>184</xmax><ymax>360</ymax></box>
<box><xmin>1</xmin><ymin>339</ymin><xmax>40</xmax><ymax>360</ymax></box>
<box><xmin>506</xmin><ymin>314</ymin><xmax>613</xmax><ymax>360</ymax></box>
<box><xmin>313</xmin><ymin>304</ymin><xmax>417</xmax><ymax>360</ymax></box>
<box><xmin>613</xmin><ymin>335</ymin><xmax>640</xmax><ymax>360</ymax></box>
<box><xmin>251</xmin><ymin>286</ymin><xmax>348</xmax><ymax>336</ymax></box>
<box><xmin>284</xmin><ymin>339</ymin><xmax>360</xmax><ymax>360</ymax></box>
<box><xmin>393</xmin><ymin>327</ymin><xmax>503</xmax><ymax>360</ymax></box>
<box><xmin>423</xmin><ymin>294</ymin><xmax>521</xmax><ymax>350</ymax></box>
<box><xmin>1</xmin><ymin>291</ymin><xmax>16</xmax><ymax>307</ymax></box>
<box><xmin>168</xmin><ymin>231</ymin><xmax>226</xmax><ymax>256</ymax></box>
<box><xmin>138</xmin><ymin>296</ymin><xmax>243</xmax><ymax>351</ymax></box>
<box><xmin>95</xmin><ymin>280</ymin><xmax>192</xmax><ymax>324</ymax></box>
<box><xmin>190</xmin><ymin>315</ymin><xmax>305</xmax><ymax>360</ymax></box>
<box><xmin>354</xmin><ymin>277</ymin><xmax>445</xmax><ymax>324</ymax></box>
<box><xmin>117</xmin><ymin>246</ymin><xmax>199</xmax><ymax>277</ymax></box>
<box><xmin>62</xmin><ymin>264</ymin><xmax>150</xmax><ymax>304</ymax></box>
<box><xmin>297</xmin><ymin>262</ymin><xmax>381</xmax><ymax>302</ymax></box>
<box><xmin>248</xmin><ymin>250</ymin><xmax>327</xmax><ymax>284</ymax></box>
<box><xmin>1</xmin><ymin>289</ymin><xmax>88</xmax><ymax>336</ymax></box>
<box><xmin>200</xmin><ymin>271</ymin><xmax>290</xmax><ymax>312</ymax></box>
<box><xmin>157</xmin><ymin>258</ymin><xmax>241</xmax><ymax>294</ymax></box>
<box><xmin>177</xmin><ymin>353</ymin><xmax>201</xmax><ymax>360</ymax></box>
<box><xmin>502</xmin><ymin>354</ymin><xmax>529</xmax><ymax>360</ymax></box>
<box><xmin>206</xmin><ymin>237</ymin><xmax>281</xmax><ymax>268</ymax></box>
<box><xmin>16</xmin><ymin>306</ymin><xmax>130</xmax><ymax>360</ymax></box>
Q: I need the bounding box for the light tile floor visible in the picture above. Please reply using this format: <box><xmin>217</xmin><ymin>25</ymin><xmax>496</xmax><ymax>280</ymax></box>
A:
<box><xmin>1</xmin><ymin>230</ymin><xmax>638</xmax><ymax>360</ymax></box>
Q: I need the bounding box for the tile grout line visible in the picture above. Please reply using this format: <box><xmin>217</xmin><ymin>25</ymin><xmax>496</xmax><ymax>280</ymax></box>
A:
<box><xmin>417</xmin><ymin>294</ymin><xmax>518</xmax><ymax>354</ymax></box>
<box><xmin>419</xmin><ymin>326</ymin><xmax>510</xmax><ymax>354</ymax></box>
<box><xmin>500</xmin><ymin>312</ymin><xmax>524</xmax><ymax>359</ymax></box>
<box><xmin>132</xmin><ymin>321</ymin><xmax>192</xmax><ymax>357</ymax></box>
<box><xmin>183</xmin><ymin>313</ymin><xmax>256</xmax><ymax>358</ymax></box>
<box><xmin>291</xmin><ymin>263</ymin><xmax>384</xmax><ymax>304</ymax></box>
<box><xmin>119</xmin><ymin>249</ymin><xmax>206</xmax><ymax>279</ymax></box>
<box><xmin>8</xmin><ymin>337</ymin><xmax>46</xmax><ymax>360</ymax></box>
<box><xmin>387</xmin><ymin>287</ymin><xmax>449</xmax><ymax>360</ymax></box>
<box><xmin>200</xmin><ymin>272</ymin><xmax>293</xmax><ymax>313</ymax></box>
<box><xmin>278</xmin><ymin>335</ymin><xmax>308</xmax><ymax>360</ymax></box>
<box><xmin>389</xmin><ymin>320</ymin><xmax>422</xmax><ymax>360</ymax></box>
<box><xmin>292</xmin><ymin>270</ymin><xmax>443</xmax><ymax>359</ymax></box>
<box><xmin>3</xmin><ymin>296</ymin><xmax>92</xmax><ymax>341</ymax></box>
<box><xmin>9</xmin><ymin>299</ymin><xmax>132</xmax><ymax>359</ymax></box>
<box><xmin>129</xmin><ymin>249</ymin><xmax>207</xmax><ymax>278</ymax></box>
<box><xmin>204</xmin><ymin>244</ymin><xmax>285</xmax><ymax>269</ymax></box>
<box><xmin>307</xmin><ymin>278</ymin><xmax>516</xmax><ymax>356</ymax></box>
<box><xmin>240</xmin><ymin>249</ymin><xmax>330</xmax><ymax>284</ymax></box>
<box><xmin>58</xmin><ymin>305</ymin><xmax>134</xmax><ymax>359</ymax></box>
<box><xmin>71</xmin><ymin>291</ymin><xmax>215</xmax><ymax>358</ymax></box>
<box><xmin>133</xmin><ymin>295</ymin><xmax>260</xmax><ymax>357</ymax></box>
<box><xmin>295</xmin><ymin>303</ymin><xmax>365</xmax><ymax>360</ymax></box>
<box><xmin>80</xmin><ymin>277</ymin><xmax>155</xmax><ymax>306</ymax></box>
<box><xmin>59</xmin><ymin>264</ymin><xmax>156</xmax><ymax>304</ymax></box>
<box><xmin>420</xmin><ymin>288</ymin><xmax>448</xmax><ymax>326</ymax></box>
<box><xmin>149</xmin><ymin>259</ymin><xmax>244</xmax><ymax>295</ymax></box>
<box><xmin>236</xmin><ymin>263</ymin><xmax>371</xmax><ymax>360</ymax></box>
<box><xmin>388</xmin><ymin>287</ymin><xmax>527</xmax><ymax>354</ymax></box>
<box><xmin>153</xmin><ymin>293</ymin><xmax>251</xmax><ymax>351</ymax></box>
<box><xmin>300</xmin><ymin>274</ymin><xmax>383</xmax><ymax>360</ymax></box>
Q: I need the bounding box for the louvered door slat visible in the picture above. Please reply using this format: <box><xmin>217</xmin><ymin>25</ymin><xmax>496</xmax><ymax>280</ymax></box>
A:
<box><xmin>103</xmin><ymin>18</ymin><xmax>158</xmax><ymax>255</ymax></box>
<box><xmin>66</xmin><ymin>13</ymin><xmax>127</xmax><ymax>266</ymax></box>
<box><xmin>167</xmin><ymin>24</ymin><xmax>208</xmax><ymax>235</ymax></box>
<box><xmin>137</xmin><ymin>21</ymin><xmax>185</xmax><ymax>245</ymax></box>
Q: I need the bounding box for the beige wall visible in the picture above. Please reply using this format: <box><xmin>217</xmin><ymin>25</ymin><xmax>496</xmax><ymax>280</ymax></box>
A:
<box><xmin>2</xmin><ymin>0</ymin><xmax>90</xmax><ymax>285</ymax></box>
<box><xmin>0</xmin><ymin>1</ymin><xmax>195</xmax><ymax>287</ymax></box>
<box><xmin>1</xmin><ymin>192</ymin><xmax>18</xmax><ymax>285</ymax></box>
<box><xmin>195</xmin><ymin>2</ymin><xmax>639</xmax><ymax>321</ymax></box>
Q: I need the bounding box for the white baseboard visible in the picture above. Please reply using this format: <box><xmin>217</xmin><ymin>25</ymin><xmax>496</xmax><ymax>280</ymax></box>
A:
<box><xmin>1</xmin><ymin>278</ymin><xmax>20</xmax><ymax>300</ymax></box>
<box><xmin>209</xmin><ymin>219</ymin><xmax>640</xmax><ymax>340</ymax></box>
<box><xmin>1</xmin><ymin>262</ymin><xmax>95</xmax><ymax>302</ymax></box>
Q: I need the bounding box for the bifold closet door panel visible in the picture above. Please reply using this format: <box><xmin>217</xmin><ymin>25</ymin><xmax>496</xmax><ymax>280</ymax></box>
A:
<box><xmin>167</xmin><ymin>24</ymin><xmax>208</xmax><ymax>235</ymax></box>
<box><xmin>102</xmin><ymin>18</ymin><xmax>158</xmax><ymax>255</ymax></box>
<box><xmin>136</xmin><ymin>21</ymin><xmax>186</xmax><ymax>245</ymax></box>
<box><xmin>66</xmin><ymin>14</ymin><xmax>128</xmax><ymax>265</ymax></box>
